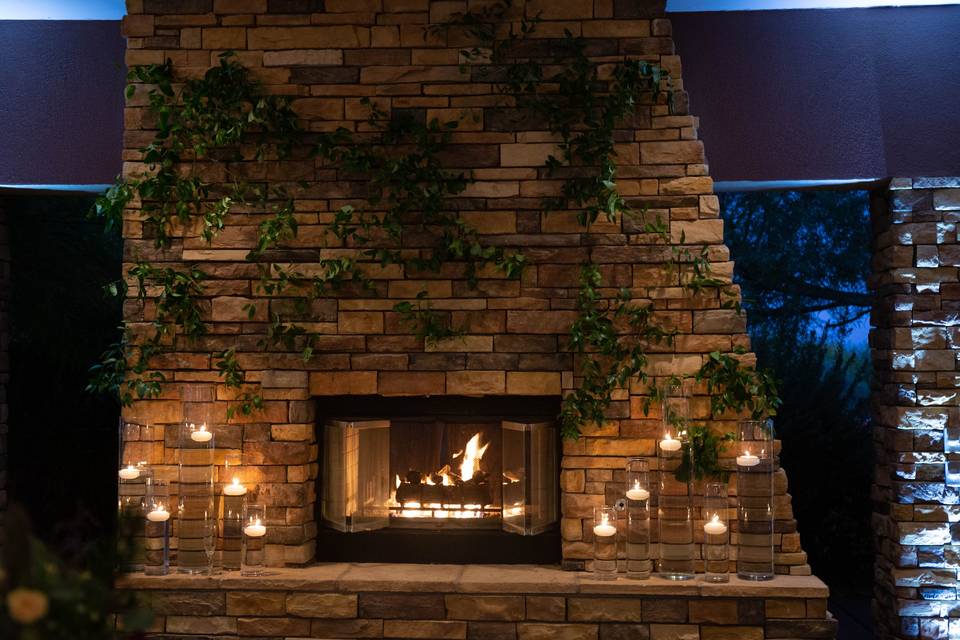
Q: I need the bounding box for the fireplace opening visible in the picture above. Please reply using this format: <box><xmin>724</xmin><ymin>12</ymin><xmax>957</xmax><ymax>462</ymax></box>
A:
<box><xmin>315</xmin><ymin>396</ymin><xmax>561</xmax><ymax>564</ymax></box>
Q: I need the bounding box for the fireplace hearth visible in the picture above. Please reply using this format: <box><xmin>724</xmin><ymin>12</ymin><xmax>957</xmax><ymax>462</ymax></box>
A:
<box><xmin>315</xmin><ymin>396</ymin><xmax>560</xmax><ymax>564</ymax></box>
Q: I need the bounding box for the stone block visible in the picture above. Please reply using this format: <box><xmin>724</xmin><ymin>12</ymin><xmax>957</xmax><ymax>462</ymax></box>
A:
<box><xmin>237</xmin><ymin>616</ymin><xmax>312</xmax><ymax>636</ymax></box>
<box><xmin>526</xmin><ymin>596</ymin><xmax>566</xmax><ymax>621</ymax></box>
<box><xmin>359</xmin><ymin>593</ymin><xmax>446</xmax><ymax>619</ymax></box>
<box><xmin>249</xmin><ymin>26</ymin><xmax>370</xmax><ymax>49</ymax></box>
<box><xmin>384</xmin><ymin>620</ymin><xmax>469</xmax><ymax>639</ymax></box>
<box><xmin>688</xmin><ymin>599</ymin><xmax>738</xmax><ymax>624</ymax></box>
<box><xmin>467</xmin><ymin>621</ymin><xmax>518</xmax><ymax>640</ymax></box>
<box><xmin>568</xmin><ymin>598</ymin><xmax>642</xmax><ymax>622</ymax></box>
<box><xmin>287</xmin><ymin>592</ymin><xmax>357</xmax><ymax>618</ymax></box>
<box><xmin>446</xmin><ymin>595</ymin><xmax>525</xmax><ymax>621</ymax></box>
<box><xmin>311</xmin><ymin>618</ymin><xmax>384</xmax><ymax>637</ymax></box>
<box><xmin>517</xmin><ymin>624</ymin><xmax>598</xmax><ymax>640</ymax></box>
<box><xmin>165</xmin><ymin>616</ymin><xmax>237</xmax><ymax>635</ymax></box>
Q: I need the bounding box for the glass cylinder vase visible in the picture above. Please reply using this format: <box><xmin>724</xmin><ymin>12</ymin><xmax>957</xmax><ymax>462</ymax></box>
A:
<box><xmin>702</xmin><ymin>481</ymin><xmax>730</xmax><ymax>583</ymax></box>
<box><xmin>144</xmin><ymin>479</ymin><xmax>171</xmax><ymax>576</ymax></box>
<box><xmin>625</xmin><ymin>458</ymin><xmax>652</xmax><ymax>580</ymax></box>
<box><xmin>178</xmin><ymin>385</ymin><xmax>216</xmax><ymax>574</ymax></box>
<box><xmin>657</xmin><ymin>380</ymin><xmax>695</xmax><ymax>580</ymax></box>
<box><xmin>592</xmin><ymin>506</ymin><xmax>618</xmax><ymax>580</ymax></box>
<box><xmin>242</xmin><ymin>504</ymin><xmax>267</xmax><ymax>577</ymax></box>
<box><xmin>118</xmin><ymin>418</ymin><xmax>151</xmax><ymax>572</ymax></box>
<box><xmin>221</xmin><ymin>453</ymin><xmax>246</xmax><ymax>572</ymax></box>
<box><xmin>737</xmin><ymin>419</ymin><xmax>775</xmax><ymax>581</ymax></box>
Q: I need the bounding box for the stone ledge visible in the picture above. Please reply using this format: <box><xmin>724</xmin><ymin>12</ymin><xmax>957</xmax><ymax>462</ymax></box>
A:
<box><xmin>119</xmin><ymin>563</ymin><xmax>829</xmax><ymax>598</ymax></box>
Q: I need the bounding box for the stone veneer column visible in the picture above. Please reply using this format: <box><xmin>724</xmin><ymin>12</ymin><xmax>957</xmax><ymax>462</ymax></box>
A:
<box><xmin>872</xmin><ymin>177</ymin><xmax>960</xmax><ymax>639</ymax></box>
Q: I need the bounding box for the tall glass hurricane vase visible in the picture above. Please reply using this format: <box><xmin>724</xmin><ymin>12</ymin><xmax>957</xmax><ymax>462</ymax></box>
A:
<box><xmin>118</xmin><ymin>418</ymin><xmax>151</xmax><ymax>572</ymax></box>
<box><xmin>657</xmin><ymin>380</ymin><xmax>695</xmax><ymax>580</ymax></box>
<box><xmin>625</xmin><ymin>457</ymin><xmax>652</xmax><ymax>580</ymax></box>
<box><xmin>178</xmin><ymin>385</ymin><xmax>216</xmax><ymax>574</ymax></box>
<box><xmin>737</xmin><ymin>419</ymin><xmax>775</xmax><ymax>581</ymax></box>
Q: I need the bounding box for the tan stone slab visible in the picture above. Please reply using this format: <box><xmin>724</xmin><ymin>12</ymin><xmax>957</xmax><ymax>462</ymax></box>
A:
<box><xmin>577</xmin><ymin>574</ymin><xmax>700</xmax><ymax>596</ymax></box>
<box><xmin>698</xmin><ymin>575</ymin><xmax>829</xmax><ymax>598</ymax></box>
<box><xmin>338</xmin><ymin>563</ymin><xmax>465</xmax><ymax>592</ymax></box>
<box><xmin>121</xmin><ymin>564</ymin><xmax>829</xmax><ymax>600</ymax></box>
<box><xmin>219</xmin><ymin>564</ymin><xmax>350</xmax><ymax>591</ymax></box>
<box><xmin>458</xmin><ymin>565</ymin><xmax>579</xmax><ymax>593</ymax></box>
<box><xmin>117</xmin><ymin>572</ymin><xmax>222</xmax><ymax>590</ymax></box>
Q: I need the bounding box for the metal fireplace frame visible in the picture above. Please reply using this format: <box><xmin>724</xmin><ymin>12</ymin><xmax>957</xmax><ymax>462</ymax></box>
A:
<box><xmin>314</xmin><ymin>395</ymin><xmax>562</xmax><ymax>564</ymax></box>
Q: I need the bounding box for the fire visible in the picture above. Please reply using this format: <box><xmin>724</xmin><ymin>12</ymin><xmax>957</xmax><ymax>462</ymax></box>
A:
<box><xmin>459</xmin><ymin>433</ymin><xmax>490</xmax><ymax>482</ymax></box>
<box><xmin>390</xmin><ymin>432</ymin><xmax>494</xmax><ymax>520</ymax></box>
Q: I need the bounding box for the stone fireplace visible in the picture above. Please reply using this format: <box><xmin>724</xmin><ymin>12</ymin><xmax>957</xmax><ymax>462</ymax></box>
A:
<box><xmin>118</xmin><ymin>0</ymin><xmax>836</xmax><ymax>637</ymax></box>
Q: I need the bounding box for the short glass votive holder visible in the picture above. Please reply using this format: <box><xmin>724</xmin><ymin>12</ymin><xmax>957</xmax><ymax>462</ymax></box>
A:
<box><xmin>625</xmin><ymin>458</ymin><xmax>652</xmax><ymax>580</ymax></box>
<box><xmin>241</xmin><ymin>504</ymin><xmax>267</xmax><ymax>577</ymax></box>
<box><xmin>144</xmin><ymin>480</ymin><xmax>171</xmax><ymax>576</ymax></box>
<box><xmin>592</xmin><ymin>506</ymin><xmax>619</xmax><ymax>580</ymax></box>
<box><xmin>702</xmin><ymin>481</ymin><xmax>730</xmax><ymax>583</ymax></box>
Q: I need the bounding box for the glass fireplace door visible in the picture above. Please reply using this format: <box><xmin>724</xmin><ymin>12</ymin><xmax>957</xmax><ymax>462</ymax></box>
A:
<box><xmin>321</xmin><ymin>420</ymin><xmax>391</xmax><ymax>532</ymax></box>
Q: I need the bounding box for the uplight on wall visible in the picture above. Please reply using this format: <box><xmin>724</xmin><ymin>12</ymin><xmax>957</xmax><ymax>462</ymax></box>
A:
<box><xmin>667</xmin><ymin>0</ymin><xmax>960</xmax><ymax>10</ymax></box>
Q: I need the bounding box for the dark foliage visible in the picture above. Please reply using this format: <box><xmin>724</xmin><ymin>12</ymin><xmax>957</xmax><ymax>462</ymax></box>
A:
<box><xmin>6</xmin><ymin>194</ymin><xmax>122</xmax><ymax>552</ymax></box>
<box><xmin>721</xmin><ymin>190</ymin><xmax>873</xmax><ymax>597</ymax></box>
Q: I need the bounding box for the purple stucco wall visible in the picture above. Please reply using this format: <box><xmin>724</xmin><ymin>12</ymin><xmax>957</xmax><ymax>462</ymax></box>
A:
<box><xmin>672</xmin><ymin>5</ymin><xmax>960</xmax><ymax>182</ymax></box>
<box><xmin>0</xmin><ymin>21</ymin><xmax>125</xmax><ymax>186</ymax></box>
<box><xmin>0</xmin><ymin>8</ymin><xmax>957</xmax><ymax>186</ymax></box>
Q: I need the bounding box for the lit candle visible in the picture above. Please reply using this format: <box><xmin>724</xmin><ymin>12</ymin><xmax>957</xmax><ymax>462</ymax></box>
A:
<box><xmin>703</xmin><ymin>514</ymin><xmax>727</xmax><ymax>536</ymax></box>
<box><xmin>244</xmin><ymin>517</ymin><xmax>267</xmax><ymax>538</ymax></box>
<box><xmin>118</xmin><ymin>465</ymin><xmax>140</xmax><ymax>480</ymax></box>
<box><xmin>659</xmin><ymin>433</ymin><xmax>682</xmax><ymax>452</ymax></box>
<box><xmin>592</xmin><ymin>514</ymin><xmax>617</xmax><ymax>538</ymax></box>
<box><xmin>147</xmin><ymin>505</ymin><xmax>170</xmax><ymax>522</ymax></box>
<box><xmin>625</xmin><ymin>480</ymin><xmax>650</xmax><ymax>502</ymax></box>
<box><xmin>224</xmin><ymin>477</ymin><xmax>247</xmax><ymax>496</ymax></box>
<box><xmin>190</xmin><ymin>424</ymin><xmax>213</xmax><ymax>443</ymax></box>
<box><xmin>736</xmin><ymin>449</ymin><xmax>760</xmax><ymax>467</ymax></box>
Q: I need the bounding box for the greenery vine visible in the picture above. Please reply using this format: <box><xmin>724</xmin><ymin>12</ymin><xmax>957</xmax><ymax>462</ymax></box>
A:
<box><xmin>89</xmin><ymin>11</ymin><xmax>780</xmax><ymax>456</ymax></box>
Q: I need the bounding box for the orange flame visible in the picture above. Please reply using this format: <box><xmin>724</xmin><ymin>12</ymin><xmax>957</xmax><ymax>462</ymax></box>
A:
<box><xmin>459</xmin><ymin>433</ymin><xmax>490</xmax><ymax>483</ymax></box>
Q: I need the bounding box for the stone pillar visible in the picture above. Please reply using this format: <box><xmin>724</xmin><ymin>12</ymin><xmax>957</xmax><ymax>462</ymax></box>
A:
<box><xmin>871</xmin><ymin>177</ymin><xmax>960</xmax><ymax>639</ymax></box>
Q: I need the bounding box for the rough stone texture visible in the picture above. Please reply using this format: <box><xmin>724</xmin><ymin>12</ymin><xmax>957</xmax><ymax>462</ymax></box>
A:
<box><xmin>872</xmin><ymin>178</ymin><xmax>960</xmax><ymax>639</ymax></box>
<box><xmin>121</xmin><ymin>567</ymin><xmax>834</xmax><ymax>639</ymax></box>
<box><xmin>121</xmin><ymin>0</ymin><xmax>810</xmax><ymax>581</ymax></box>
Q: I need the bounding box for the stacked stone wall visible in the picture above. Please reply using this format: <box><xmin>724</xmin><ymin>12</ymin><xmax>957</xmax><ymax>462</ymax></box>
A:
<box><xmin>871</xmin><ymin>177</ymin><xmax>960</xmax><ymax>639</ymax></box>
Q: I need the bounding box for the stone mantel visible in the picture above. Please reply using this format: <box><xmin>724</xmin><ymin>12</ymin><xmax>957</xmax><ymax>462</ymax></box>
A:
<box><xmin>119</xmin><ymin>564</ymin><xmax>835</xmax><ymax>639</ymax></box>
<box><xmin>120</xmin><ymin>563</ymin><xmax>829</xmax><ymax>598</ymax></box>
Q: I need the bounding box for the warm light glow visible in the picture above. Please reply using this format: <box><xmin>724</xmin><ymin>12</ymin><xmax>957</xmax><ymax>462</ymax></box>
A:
<box><xmin>390</xmin><ymin>432</ymin><xmax>495</xmax><ymax>520</ymax></box>
<box><xmin>459</xmin><ymin>433</ymin><xmax>490</xmax><ymax>482</ymax></box>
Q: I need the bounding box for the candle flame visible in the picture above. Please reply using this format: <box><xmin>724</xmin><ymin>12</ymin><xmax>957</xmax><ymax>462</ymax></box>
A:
<box><xmin>632</xmin><ymin>479</ymin><xmax>641</xmax><ymax>491</ymax></box>
<box><xmin>232</xmin><ymin>477</ymin><xmax>240</xmax><ymax>487</ymax></box>
<box><xmin>711</xmin><ymin>514</ymin><xmax>719</xmax><ymax>524</ymax></box>
<box><xmin>601</xmin><ymin>513</ymin><xmax>610</xmax><ymax>526</ymax></box>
